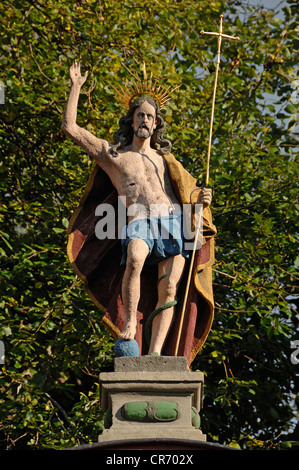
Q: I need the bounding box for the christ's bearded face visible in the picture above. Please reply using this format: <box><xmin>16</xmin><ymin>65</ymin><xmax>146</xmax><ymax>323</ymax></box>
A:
<box><xmin>132</xmin><ymin>101</ymin><xmax>157</xmax><ymax>139</ymax></box>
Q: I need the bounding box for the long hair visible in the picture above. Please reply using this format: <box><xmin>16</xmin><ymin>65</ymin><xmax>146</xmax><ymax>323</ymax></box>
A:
<box><xmin>110</xmin><ymin>96</ymin><xmax>172</xmax><ymax>157</ymax></box>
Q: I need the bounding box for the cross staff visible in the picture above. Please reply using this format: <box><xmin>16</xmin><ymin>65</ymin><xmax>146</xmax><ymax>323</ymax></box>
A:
<box><xmin>201</xmin><ymin>14</ymin><xmax>240</xmax><ymax>186</ymax></box>
<box><xmin>174</xmin><ymin>15</ymin><xmax>239</xmax><ymax>357</ymax></box>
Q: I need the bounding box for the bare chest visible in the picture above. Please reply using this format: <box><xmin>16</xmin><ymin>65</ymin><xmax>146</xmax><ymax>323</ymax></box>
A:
<box><xmin>110</xmin><ymin>150</ymin><xmax>169</xmax><ymax>189</ymax></box>
<box><xmin>119</xmin><ymin>151</ymin><xmax>166</xmax><ymax>177</ymax></box>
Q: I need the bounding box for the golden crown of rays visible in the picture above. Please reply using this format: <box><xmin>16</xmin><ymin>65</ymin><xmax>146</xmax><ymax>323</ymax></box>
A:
<box><xmin>109</xmin><ymin>64</ymin><xmax>180</xmax><ymax>110</ymax></box>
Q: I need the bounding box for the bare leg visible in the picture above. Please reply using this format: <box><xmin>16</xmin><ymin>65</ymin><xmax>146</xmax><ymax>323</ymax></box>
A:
<box><xmin>148</xmin><ymin>254</ymin><xmax>186</xmax><ymax>355</ymax></box>
<box><xmin>119</xmin><ymin>238</ymin><xmax>149</xmax><ymax>340</ymax></box>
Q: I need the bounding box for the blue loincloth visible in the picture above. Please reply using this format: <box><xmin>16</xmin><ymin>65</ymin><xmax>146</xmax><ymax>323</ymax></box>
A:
<box><xmin>121</xmin><ymin>212</ymin><xmax>190</xmax><ymax>266</ymax></box>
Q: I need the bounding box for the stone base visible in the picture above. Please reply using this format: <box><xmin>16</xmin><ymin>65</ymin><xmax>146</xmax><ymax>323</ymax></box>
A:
<box><xmin>98</xmin><ymin>356</ymin><xmax>206</xmax><ymax>444</ymax></box>
<box><xmin>69</xmin><ymin>438</ymin><xmax>233</xmax><ymax>451</ymax></box>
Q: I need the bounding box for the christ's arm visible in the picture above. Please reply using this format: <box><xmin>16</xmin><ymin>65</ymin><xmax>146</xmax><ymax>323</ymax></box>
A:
<box><xmin>61</xmin><ymin>62</ymin><xmax>110</xmax><ymax>161</ymax></box>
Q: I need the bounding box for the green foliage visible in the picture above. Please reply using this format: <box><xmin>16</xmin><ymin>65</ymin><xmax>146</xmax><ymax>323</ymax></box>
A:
<box><xmin>0</xmin><ymin>0</ymin><xmax>298</xmax><ymax>450</ymax></box>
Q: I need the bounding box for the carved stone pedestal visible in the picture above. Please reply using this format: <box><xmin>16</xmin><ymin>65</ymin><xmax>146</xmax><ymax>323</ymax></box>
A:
<box><xmin>98</xmin><ymin>356</ymin><xmax>206</xmax><ymax>444</ymax></box>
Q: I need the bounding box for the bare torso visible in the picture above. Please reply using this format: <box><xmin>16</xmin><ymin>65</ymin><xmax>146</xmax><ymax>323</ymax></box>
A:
<box><xmin>100</xmin><ymin>146</ymin><xmax>180</xmax><ymax>221</ymax></box>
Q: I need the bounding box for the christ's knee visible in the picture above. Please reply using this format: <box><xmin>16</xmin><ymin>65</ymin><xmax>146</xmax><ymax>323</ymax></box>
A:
<box><xmin>125</xmin><ymin>239</ymin><xmax>149</xmax><ymax>276</ymax></box>
<box><xmin>126</xmin><ymin>254</ymin><xmax>144</xmax><ymax>276</ymax></box>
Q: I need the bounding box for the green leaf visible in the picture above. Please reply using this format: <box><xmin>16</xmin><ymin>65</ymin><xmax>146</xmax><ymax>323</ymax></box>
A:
<box><xmin>228</xmin><ymin>441</ymin><xmax>241</xmax><ymax>449</ymax></box>
<box><xmin>285</xmin><ymin>103</ymin><xmax>298</xmax><ymax>114</ymax></box>
<box><xmin>62</xmin><ymin>217</ymin><xmax>69</xmax><ymax>228</ymax></box>
<box><xmin>280</xmin><ymin>441</ymin><xmax>293</xmax><ymax>449</ymax></box>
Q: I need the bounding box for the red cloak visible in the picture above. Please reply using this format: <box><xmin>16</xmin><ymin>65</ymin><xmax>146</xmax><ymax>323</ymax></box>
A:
<box><xmin>67</xmin><ymin>153</ymin><xmax>217</xmax><ymax>366</ymax></box>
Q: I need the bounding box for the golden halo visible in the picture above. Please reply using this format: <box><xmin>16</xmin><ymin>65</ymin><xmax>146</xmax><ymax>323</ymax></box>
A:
<box><xmin>109</xmin><ymin>63</ymin><xmax>180</xmax><ymax>110</ymax></box>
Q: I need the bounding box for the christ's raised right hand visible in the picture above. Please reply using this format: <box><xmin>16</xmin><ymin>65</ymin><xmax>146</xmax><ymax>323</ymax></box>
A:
<box><xmin>69</xmin><ymin>61</ymin><xmax>88</xmax><ymax>87</ymax></box>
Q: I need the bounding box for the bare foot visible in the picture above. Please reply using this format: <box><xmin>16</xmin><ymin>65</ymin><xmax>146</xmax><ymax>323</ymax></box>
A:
<box><xmin>119</xmin><ymin>319</ymin><xmax>137</xmax><ymax>340</ymax></box>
